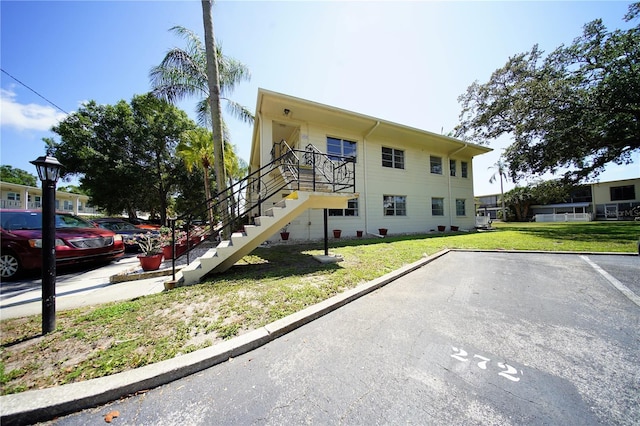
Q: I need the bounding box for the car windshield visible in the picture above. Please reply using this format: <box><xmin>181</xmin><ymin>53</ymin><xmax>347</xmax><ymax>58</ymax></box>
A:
<box><xmin>56</xmin><ymin>214</ymin><xmax>95</xmax><ymax>228</ymax></box>
<box><xmin>1</xmin><ymin>212</ymin><xmax>95</xmax><ymax>230</ymax></box>
<box><xmin>98</xmin><ymin>221</ymin><xmax>138</xmax><ymax>231</ymax></box>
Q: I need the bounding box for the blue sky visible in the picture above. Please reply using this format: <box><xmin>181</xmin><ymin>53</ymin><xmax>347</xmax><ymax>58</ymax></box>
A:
<box><xmin>1</xmin><ymin>0</ymin><xmax>638</xmax><ymax>195</ymax></box>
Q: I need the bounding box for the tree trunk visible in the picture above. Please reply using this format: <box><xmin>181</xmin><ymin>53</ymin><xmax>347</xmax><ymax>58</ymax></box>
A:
<box><xmin>201</xmin><ymin>0</ymin><xmax>228</xmax><ymax>237</ymax></box>
<box><xmin>203</xmin><ymin>167</ymin><xmax>215</xmax><ymax>227</ymax></box>
<box><xmin>500</xmin><ymin>173</ymin><xmax>506</xmax><ymax>222</ymax></box>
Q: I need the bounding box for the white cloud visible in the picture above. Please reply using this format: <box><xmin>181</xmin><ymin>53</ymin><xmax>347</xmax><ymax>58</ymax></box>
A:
<box><xmin>0</xmin><ymin>88</ymin><xmax>67</xmax><ymax>131</ymax></box>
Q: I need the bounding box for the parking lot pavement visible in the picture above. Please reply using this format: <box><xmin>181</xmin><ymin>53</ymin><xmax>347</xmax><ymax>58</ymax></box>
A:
<box><xmin>50</xmin><ymin>252</ymin><xmax>639</xmax><ymax>425</ymax></box>
<box><xmin>580</xmin><ymin>254</ymin><xmax>640</xmax><ymax>299</ymax></box>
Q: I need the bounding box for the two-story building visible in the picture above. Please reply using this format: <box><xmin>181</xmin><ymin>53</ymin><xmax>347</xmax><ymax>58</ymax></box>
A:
<box><xmin>247</xmin><ymin>89</ymin><xmax>492</xmax><ymax>241</ymax></box>
<box><xmin>476</xmin><ymin>177</ymin><xmax>640</xmax><ymax>222</ymax></box>
<box><xmin>0</xmin><ymin>181</ymin><xmax>98</xmax><ymax>216</ymax></box>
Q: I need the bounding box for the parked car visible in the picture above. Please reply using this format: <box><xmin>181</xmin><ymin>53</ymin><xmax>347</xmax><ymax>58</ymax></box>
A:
<box><xmin>126</xmin><ymin>218</ymin><xmax>161</xmax><ymax>230</ymax></box>
<box><xmin>0</xmin><ymin>210</ymin><xmax>125</xmax><ymax>280</ymax></box>
<box><xmin>91</xmin><ymin>218</ymin><xmax>157</xmax><ymax>252</ymax></box>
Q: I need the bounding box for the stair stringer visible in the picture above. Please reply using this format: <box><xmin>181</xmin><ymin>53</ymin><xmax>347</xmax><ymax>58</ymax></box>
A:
<box><xmin>176</xmin><ymin>191</ymin><xmax>357</xmax><ymax>286</ymax></box>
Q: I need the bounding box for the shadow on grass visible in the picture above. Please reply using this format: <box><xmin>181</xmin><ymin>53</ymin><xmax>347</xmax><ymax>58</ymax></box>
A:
<box><xmin>1</xmin><ymin>331</ymin><xmax>44</xmax><ymax>348</ymax></box>
<box><xmin>205</xmin><ymin>246</ymin><xmax>341</xmax><ymax>282</ymax></box>
<box><xmin>206</xmin><ymin>232</ymin><xmax>456</xmax><ymax>282</ymax></box>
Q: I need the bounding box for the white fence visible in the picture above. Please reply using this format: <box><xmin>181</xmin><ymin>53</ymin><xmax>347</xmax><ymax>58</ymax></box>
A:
<box><xmin>534</xmin><ymin>213</ymin><xmax>593</xmax><ymax>222</ymax></box>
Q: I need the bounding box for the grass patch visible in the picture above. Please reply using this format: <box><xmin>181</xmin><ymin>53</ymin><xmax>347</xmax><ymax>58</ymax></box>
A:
<box><xmin>1</xmin><ymin>221</ymin><xmax>638</xmax><ymax>395</ymax></box>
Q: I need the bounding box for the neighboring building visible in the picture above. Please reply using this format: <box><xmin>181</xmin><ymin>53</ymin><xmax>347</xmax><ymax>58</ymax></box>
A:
<box><xmin>476</xmin><ymin>177</ymin><xmax>640</xmax><ymax>222</ymax></box>
<box><xmin>0</xmin><ymin>181</ymin><xmax>98</xmax><ymax>216</ymax></box>
<box><xmin>247</xmin><ymin>88</ymin><xmax>492</xmax><ymax>241</ymax></box>
<box><xmin>591</xmin><ymin>178</ymin><xmax>640</xmax><ymax>220</ymax></box>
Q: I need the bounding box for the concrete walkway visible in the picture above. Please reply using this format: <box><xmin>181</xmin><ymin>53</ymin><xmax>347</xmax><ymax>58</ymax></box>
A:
<box><xmin>0</xmin><ymin>255</ymin><xmax>171</xmax><ymax>320</ymax></box>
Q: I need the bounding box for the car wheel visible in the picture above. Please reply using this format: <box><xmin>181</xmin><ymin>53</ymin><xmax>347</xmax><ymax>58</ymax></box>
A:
<box><xmin>0</xmin><ymin>251</ymin><xmax>22</xmax><ymax>280</ymax></box>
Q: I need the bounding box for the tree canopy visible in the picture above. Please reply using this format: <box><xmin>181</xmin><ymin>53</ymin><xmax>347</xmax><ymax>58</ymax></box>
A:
<box><xmin>149</xmin><ymin>25</ymin><xmax>253</xmax><ymax>127</ymax></box>
<box><xmin>50</xmin><ymin>93</ymin><xmax>197</xmax><ymax>223</ymax></box>
<box><xmin>0</xmin><ymin>165</ymin><xmax>37</xmax><ymax>187</ymax></box>
<box><xmin>455</xmin><ymin>3</ymin><xmax>640</xmax><ymax>183</ymax></box>
<box><xmin>503</xmin><ymin>180</ymin><xmax>574</xmax><ymax>221</ymax></box>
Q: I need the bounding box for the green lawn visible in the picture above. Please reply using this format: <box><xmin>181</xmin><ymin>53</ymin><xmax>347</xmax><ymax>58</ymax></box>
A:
<box><xmin>1</xmin><ymin>221</ymin><xmax>638</xmax><ymax>395</ymax></box>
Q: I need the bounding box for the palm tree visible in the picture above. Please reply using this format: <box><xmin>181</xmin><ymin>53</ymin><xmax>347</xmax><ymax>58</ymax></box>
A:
<box><xmin>178</xmin><ymin>126</ymin><xmax>246</xmax><ymax>228</ymax></box>
<box><xmin>223</xmin><ymin>139</ymin><xmax>249</xmax><ymax>226</ymax></box>
<box><xmin>489</xmin><ymin>159</ymin><xmax>508</xmax><ymax>221</ymax></box>
<box><xmin>177</xmin><ymin>128</ymin><xmax>216</xmax><ymax>226</ymax></box>
<box><xmin>201</xmin><ymin>0</ymin><xmax>229</xmax><ymax>237</ymax></box>
<box><xmin>149</xmin><ymin>16</ymin><xmax>252</xmax><ymax>237</ymax></box>
<box><xmin>149</xmin><ymin>26</ymin><xmax>253</xmax><ymax>127</ymax></box>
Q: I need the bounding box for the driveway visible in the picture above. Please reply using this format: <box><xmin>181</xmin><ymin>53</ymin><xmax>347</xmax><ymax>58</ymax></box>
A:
<box><xmin>49</xmin><ymin>252</ymin><xmax>639</xmax><ymax>425</ymax></box>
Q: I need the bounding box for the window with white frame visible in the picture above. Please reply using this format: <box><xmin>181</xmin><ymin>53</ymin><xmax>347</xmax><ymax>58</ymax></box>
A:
<box><xmin>461</xmin><ymin>161</ymin><xmax>468</xmax><ymax>178</ymax></box>
<box><xmin>329</xmin><ymin>198</ymin><xmax>359</xmax><ymax>216</ymax></box>
<box><xmin>327</xmin><ymin>136</ymin><xmax>357</xmax><ymax>162</ymax></box>
<box><xmin>383</xmin><ymin>195</ymin><xmax>407</xmax><ymax>216</ymax></box>
<box><xmin>432</xmin><ymin>197</ymin><xmax>444</xmax><ymax>216</ymax></box>
<box><xmin>456</xmin><ymin>199</ymin><xmax>466</xmax><ymax>216</ymax></box>
<box><xmin>7</xmin><ymin>192</ymin><xmax>20</xmax><ymax>201</ymax></box>
<box><xmin>450</xmin><ymin>159</ymin><xmax>456</xmax><ymax>177</ymax></box>
<box><xmin>381</xmin><ymin>147</ymin><xmax>405</xmax><ymax>169</ymax></box>
<box><xmin>430</xmin><ymin>156</ymin><xmax>442</xmax><ymax>174</ymax></box>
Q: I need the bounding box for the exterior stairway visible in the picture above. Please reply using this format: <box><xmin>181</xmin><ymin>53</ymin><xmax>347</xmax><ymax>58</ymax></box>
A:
<box><xmin>176</xmin><ymin>190</ymin><xmax>357</xmax><ymax>286</ymax></box>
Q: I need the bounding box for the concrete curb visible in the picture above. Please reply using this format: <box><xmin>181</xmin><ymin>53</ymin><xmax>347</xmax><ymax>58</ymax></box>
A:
<box><xmin>0</xmin><ymin>249</ymin><xmax>450</xmax><ymax>425</ymax></box>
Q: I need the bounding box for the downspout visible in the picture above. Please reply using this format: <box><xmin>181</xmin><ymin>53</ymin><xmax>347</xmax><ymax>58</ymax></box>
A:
<box><xmin>363</xmin><ymin>121</ymin><xmax>380</xmax><ymax>235</ymax></box>
<box><xmin>447</xmin><ymin>144</ymin><xmax>468</xmax><ymax>228</ymax></box>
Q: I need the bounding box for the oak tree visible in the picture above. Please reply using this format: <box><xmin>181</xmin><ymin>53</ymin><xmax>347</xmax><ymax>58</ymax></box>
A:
<box><xmin>456</xmin><ymin>3</ymin><xmax>639</xmax><ymax>183</ymax></box>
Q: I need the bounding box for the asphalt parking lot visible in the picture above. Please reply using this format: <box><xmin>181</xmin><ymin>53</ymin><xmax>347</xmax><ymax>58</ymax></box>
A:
<box><xmin>49</xmin><ymin>251</ymin><xmax>639</xmax><ymax>425</ymax></box>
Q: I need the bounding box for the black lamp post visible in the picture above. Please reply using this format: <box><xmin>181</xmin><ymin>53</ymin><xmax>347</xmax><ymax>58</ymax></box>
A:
<box><xmin>30</xmin><ymin>154</ymin><xmax>63</xmax><ymax>334</ymax></box>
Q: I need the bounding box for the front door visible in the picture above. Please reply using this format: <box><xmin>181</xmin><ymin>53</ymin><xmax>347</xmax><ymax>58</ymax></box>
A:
<box><xmin>604</xmin><ymin>204</ymin><xmax>618</xmax><ymax>220</ymax></box>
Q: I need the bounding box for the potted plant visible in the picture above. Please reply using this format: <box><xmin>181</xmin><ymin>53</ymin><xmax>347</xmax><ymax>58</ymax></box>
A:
<box><xmin>135</xmin><ymin>233</ymin><xmax>164</xmax><ymax>271</ymax></box>
<box><xmin>437</xmin><ymin>225</ymin><xmax>446</xmax><ymax>232</ymax></box>
<box><xmin>451</xmin><ymin>225</ymin><xmax>459</xmax><ymax>231</ymax></box>
<box><xmin>333</xmin><ymin>229</ymin><xmax>342</xmax><ymax>238</ymax></box>
<box><xmin>280</xmin><ymin>223</ymin><xmax>290</xmax><ymax>241</ymax></box>
<box><xmin>378</xmin><ymin>228</ymin><xmax>388</xmax><ymax>236</ymax></box>
<box><xmin>159</xmin><ymin>227</ymin><xmax>187</xmax><ymax>260</ymax></box>
<box><xmin>356</xmin><ymin>230</ymin><xmax>363</xmax><ymax>237</ymax></box>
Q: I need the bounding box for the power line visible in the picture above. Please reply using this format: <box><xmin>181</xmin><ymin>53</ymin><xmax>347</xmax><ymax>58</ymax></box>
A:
<box><xmin>1</xmin><ymin>68</ymin><xmax>69</xmax><ymax>115</ymax></box>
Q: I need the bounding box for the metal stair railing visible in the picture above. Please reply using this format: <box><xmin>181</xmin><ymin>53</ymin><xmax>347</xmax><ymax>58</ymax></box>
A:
<box><xmin>167</xmin><ymin>141</ymin><xmax>356</xmax><ymax>281</ymax></box>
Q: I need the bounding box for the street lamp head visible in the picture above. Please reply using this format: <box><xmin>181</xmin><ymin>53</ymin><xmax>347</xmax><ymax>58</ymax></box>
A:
<box><xmin>30</xmin><ymin>155</ymin><xmax>63</xmax><ymax>183</ymax></box>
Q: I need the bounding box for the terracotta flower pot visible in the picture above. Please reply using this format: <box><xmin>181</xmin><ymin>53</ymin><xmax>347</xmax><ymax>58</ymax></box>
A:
<box><xmin>378</xmin><ymin>228</ymin><xmax>388</xmax><ymax>236</ymax></box>
<box><xmin>280</xmin><ymin>232</ymin><xmax>290</xmax><ymax>241</ymax></box>
<box><xmin>437</xmin><ymin>225</ymin><xmax>446</xmax><ymax>232</ymax></box>
<box><xmin>451</xmin><ymin>226</ymin><xmax>459</xmax><ymax>231</ymax></box>
<box><xmin>333</xmin><ymin>229</ymin><xmax>342</xmax><ymax>238</ymax></box>
<box><xmin>356</xmin><ymin>230</ymin><xmax>363</xmax><ymax>237</ymax></box>
<box><xmin>138</xmin><ymin>254</ymin><xmax>163</xmax><ymax>271</ymax></box>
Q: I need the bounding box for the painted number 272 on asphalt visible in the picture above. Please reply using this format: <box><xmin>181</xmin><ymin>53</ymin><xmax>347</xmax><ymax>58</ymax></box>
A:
<box><xmin>451</xmin><ymin>346</ymin><xmax>523</xmax><ymax>382</ymax></box>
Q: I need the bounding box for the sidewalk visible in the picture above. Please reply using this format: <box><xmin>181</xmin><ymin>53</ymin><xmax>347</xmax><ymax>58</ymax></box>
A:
<box><xmin>0</xmin><ymin>243</ymin><xmax>217</xmax><ymax>320</ymax></box>
<box><xmin>0</xmin><ymin>255</ymin><xmax>171</xmax><ymax>320</ymax></box>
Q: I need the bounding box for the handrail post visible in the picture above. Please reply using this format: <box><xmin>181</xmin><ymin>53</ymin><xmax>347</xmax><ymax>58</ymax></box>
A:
<box><xmin>170</xmin><ymin>219</ymin><xmax>176</xmax><ymax>281</ymax></box>
<box><xmin>312</xmin><ymin>151</ymin><xmax>316</xmax><ymax>191</ymax></box>
<box><xmin>352</xmin><ymin>156</ymin><xmax>356</xmax><ymax>193</ymax></box>
<box><xmin>332</xmin><ymin>161</ymin><xmax>337</xmax><ymax>192</ymax></box>
<box><xmin>186</xmin><ymin>218</ymin><xmax>191</xmax><ymax>265</ymax></box>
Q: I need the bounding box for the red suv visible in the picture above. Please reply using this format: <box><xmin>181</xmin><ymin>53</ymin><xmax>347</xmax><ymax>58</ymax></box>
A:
<box><xmin>0</xmin><ymin>210</ymin><xmax>125</xmax><ymax>279</ymax></box>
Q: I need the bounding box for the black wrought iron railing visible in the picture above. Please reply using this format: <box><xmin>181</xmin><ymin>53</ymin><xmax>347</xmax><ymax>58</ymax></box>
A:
<box><xmin>167</xmin><ymin>142</ymin><xmax>356</xmax><ymax>281</ymax></box>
